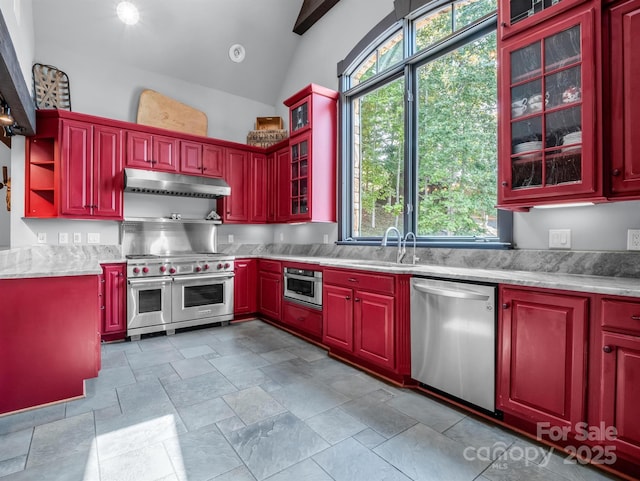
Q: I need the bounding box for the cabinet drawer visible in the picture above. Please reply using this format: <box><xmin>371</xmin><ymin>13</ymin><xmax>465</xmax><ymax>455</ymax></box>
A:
<box><xmin>258</xmin><ymin>259</ymin><xmax>282</xmax><ymax>274</ymax></box>
<box><xmin>283</xmin><ymin>301</ymin><xmax>322</xmax><ymax>337</ymax></box>
<box><xmin>324</xmin><ymin>268</ymin><xmax>395</xmax><ymax>295</ymax></box>
<box><xmin>601</xmin><ymin>298</ymin><xmax>640</xmax><ymax>334</ymax></box>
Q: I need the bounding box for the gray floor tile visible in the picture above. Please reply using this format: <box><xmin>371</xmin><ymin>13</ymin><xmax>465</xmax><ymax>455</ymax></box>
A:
<box><xmin>484</xmin><ymin>456</ymin><xmax>572</xmax><ymax>481</ymax></box>
<box><xmin>374</xmin><ymin>423</ymin><xmax>492</xmax><ymax>481</ymax></box>
<box><xmin>538</xmin><ymin>450</ymin><xmax>623</xmax><ymax>481</ymax></box>
<box><xmin>443</xmin><ymin>417</ymin><xmax>517</xmax><ymax>459</ymax></box>
<box><xmin>265</xmin><ymin>458</ymin><xmax>333</xmax><ymax>481</ymax></box>
<box><xmin>0</xmin><ymin>404</ymin><xmax>65</xmax><ymax>436</ymax></box>
<box><xmin>26</xmin><ymin>412</ymin><xmax>95</xmax><ymax>468</ymax></box>
<box><xmin>270</xmin><ymin>380</ymin><xmax>349</xmax><ymax>420</ymax></box>
<box><xmin>133</xmin><ymin>362</ymin><xmax>179</xmax><ymax>383</ymax></box>
<box><xmin>0</xmin><ymin>455</ymin><xmax>26</xmax><ymax>477</ymax></box>
<box><xmin>168</xmin><ymin>331</ymin><xmax>218</xmax><ymax>350</ymax></box>
<box><xmin>314</xmin><ymin>437</ymin><xmax>410</xmax><ymax>481</ymax></box>
<box><xmin>85</xmin><ymin>365</ymin><xmax>136</xmax><ymax>394</ymax></box>
<box><xmin>65</xmin><ymin>387</ymin><xmax>119</xmax><ymax>418</ymax></box>
<box><xmin>240</xmin><ymin>334</ymin><xmax>296</xmax><ymax>354</ymax></box>
<box><xmin>328</xmin><ymin>373</ymin><xmax>386</xmax><ymax>399</ymax></box>
<box><xmin>164</xmin><ymin>424</ymin><xmax>243</xmax><ymax>481</ymax></box>
<box><xmin>125</xmin><ymin>346</ymin><xmax>184</xmax><ymax>370</ymax></box>
<box><xmin>176</xmin><ymin>397</ymin><xmax>236</xmax><ymax>431</ymax></box>
<box><xmin>207</xmin><ymin>338</ymin><xmax>254</xmax><ymax>357</ymax></box>
<box><xmin>223</xmin><ymin>368</ymin><xmax>276</xmax><ymax>390</ymax></box>
<box><xmin>259</xmin><ymin>348</ymin><xmax>299</xmax><ymax>364</ymax></box>
<box><xmin>0</xmin><ymin>450</ymin><xmax>100</xmax><ymax>481</ymax></box>
<box><xmin>227</xmin><ymin>412</ymin><xmax>330</xmax><ymax>480</ymax></box>
<box><xmin>100</xmin><ymin>443</ymin><xmax>175</xmax><ymax>481</ymax></box>
<box><xmin>95</xmin><ymin>408</ymin><xmax>186</xmax><ymax>460</ymax></box>
<box><xmin>304</xmin><ymin>407</ymin><xmax>367</xmax><ymax>444</ymax></box>
<box><xmin>295</xmin><ymin>357</ymin><xmax>359</xmax><ymax>382</ymax></box>
<box><xmin>286</xmin><ymin>345</ymin><xmax>327</xmax><ymax>362</ymax></box>
<box><xmin>386</xmin><ymin>390</ymin><xmax>466</xmax><ymax>433</ymax></box>
<box><xmin>116</xmin><ymin>379</ymin><xmax>175</xmax><ymax>416</ymax></box>
<box><xmin>163</xmin><ymin>371</ymin><xmax>237</xmax><ymax>408</ymax></box>
<box><xmin>213</xmin><ymin>466</ymin><xmax>257</xmax><ymax>480</ymax></box>
<box><xmin>340</xmin><ymin>393</ymin><xmax>417</xmax><ymax>438</ymax></box>
<box><xmin>223</xmin><ymin>387</ymin><xmax>287</xmax><ymax>425</ymax></box>
<box><xmin>102</xmin><ymin>340</ymin><xmax>141</xmax><ymax>353</ymax></box>
<box><xmin>259</xmin><ymin>360</ymin><xmax>313</xmax><ymax>386</ymax></box>
<box><xmin>0</xmin><ymin>428</ymin><xmax>32</xmax><ymax>462</ymax></box>
<box><xmin>171</xmin><ymin>357</ymin><xmax>217</xmax><ymax>379</ymax></box>
<box><xmin>178</xmin><ymin>345</ymin><xmax>215</xmax><ymax>359</ymax></box>
<box><xmin>100</xmin><ymin>349</ymin><xmax>129</xmax><ymax>369</ymax></box>
<box><xmin>137</xmin><ymin>336</ymin><xmax>174</xmax><ymax>352</ymax></box>
<box><xmin>353</xmin><ymin>428</ymin><xmax>387</xmax><ymax>449</ymax></box>
<box><xmin>216</xmin><ymin>416</ymin><xmax>246</xmax><ymax>436</ymax></box>
<box><xmin>210</xmin><ymin>352</ymin><xmax>272</xmax><ymax>375</ymax></box>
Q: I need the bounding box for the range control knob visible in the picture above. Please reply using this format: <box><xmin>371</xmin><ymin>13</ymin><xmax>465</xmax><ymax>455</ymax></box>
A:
<box><xmin>195</xmin><ymin>266</ymin><xmax>202</xmax><ymax>272</ymax></box>
<box><xmin>160</xmin><ymin>265</ymin><xmax>167</xmax><ymax>273</ymax></box>
<box><xmin>142</xmin><ymin>267</ymin><xmax>149</xmax><ymax>274</ymax></box>
<box><xmin>224</xmin><ymin>262</ymin><xmax>230</xmax><ymax>269</ymax></box>
<box><xmin>133</xmin><ymin>267</ymin><xmax>140</xmax><ymax>274</ymax></box>
<box><xmin>217</xmin><ymin>263</ymin><xmax>223</xmax><ymax>270</ymax></box>
<box><xmin>203</xmin><ymin>264</ymin><xmax>210</xmax><ymax>270</ymax></box>
<box><xmin>169</xmin><ymin>267</ymin><xmax>177</xmax><ymax>274</ymax></box>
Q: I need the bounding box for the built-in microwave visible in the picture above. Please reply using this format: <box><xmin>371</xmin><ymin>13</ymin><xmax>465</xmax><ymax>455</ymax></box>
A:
<box><xmin>283</xmin><ymin>267</ymin><xmax>322</xmax><ymax>308</ymax></box>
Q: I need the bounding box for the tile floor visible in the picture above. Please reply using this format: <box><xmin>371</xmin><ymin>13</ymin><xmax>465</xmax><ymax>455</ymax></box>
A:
<box><xmin>0</xmin><ymin>320</ymin><xmax>624</xmax><ymax>481</ymax></box>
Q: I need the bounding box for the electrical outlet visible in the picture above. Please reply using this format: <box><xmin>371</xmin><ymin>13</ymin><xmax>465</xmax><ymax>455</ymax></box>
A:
<box><xmin>279</xmin><ymin>232</ymin><xmax>284</xmax><ymax>242</ymax></box>
<box><xmin>549</xmin><ymin>229</ymin><xmax>571</xmax><ymax>249</ymax></box>
<box><xmin>323</xmin><ymin>234</ymin><xmax>329</xmax><ymax>244</ymax></box>
<box><xmin>73</xmin><ymin>232</ymin><xmax>82</xmax><ymax>244</ymax></box>
<box><xmin>37</xmin><ymin>232</ymin><xmax>47</xmax><ymax>244</ymax></box>
<box><xmin>627</xmin><ymin>229</ymin><xmax>640</xmax><ymax>250</ymax></box>
<box><xmin>228</xmin><ymin>234</ymin><xmax>234</xmax><ymax>243</ymax></box>
<box><xmin>87</xmin><ymin>233</ymin><xmax>100</xmax><ymax>244</ymax></box>
<box><xmin>58</xmin><ymin>232</ymin><xmax>69</xmax><ymax>244</ymax></box>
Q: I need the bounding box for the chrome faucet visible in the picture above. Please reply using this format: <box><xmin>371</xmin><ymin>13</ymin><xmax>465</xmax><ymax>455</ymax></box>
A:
<box><xmin>381</xmin><ymin>226</ymin><xmax>403</xmax><ymax>263</ymax></box>
<box><xmin>402</xmin><ymin>232</ymin><xmax>418</xmax><ymax>265</ymax></box>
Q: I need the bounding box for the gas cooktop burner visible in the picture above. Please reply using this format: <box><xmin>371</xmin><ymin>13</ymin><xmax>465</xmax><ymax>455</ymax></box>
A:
<box><xmin>125</xmin><ymin>253</ymin><xmax>234</xmax><ymax>278</ymax></box>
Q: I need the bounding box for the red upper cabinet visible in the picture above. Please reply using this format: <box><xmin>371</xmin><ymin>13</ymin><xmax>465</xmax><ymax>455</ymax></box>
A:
<box><xmin>60</xmin><ymin>120</ymin><xmax>123</xmax><ymax>220</ymax></box>
<box><xmin>498</xmin><ymin>286</ymin><xmax>589</xmax><ymax>431</ymax></box>
<box><xmin>219</xmin><ymin>148</ymin><xmax>250</xmax><ymax>223</ymax></box>
<box><xmin>202</xmin><ymin>144</ymin><xmax>224</xmax><ymax>177</ymax></box>
<box><xmin>498</xmin><ymin>6</ymin><xmax>602</xmax><ymax>209</ymax></box>
<box><xmin>125</xmin><ymin>130</ymin><xmax>178</xmax><ymax>172</ymax></box>
<box><xmin>179</xmin><ymin>140</ymin><xmax>203</xmax><ymax>174</ymax></box>
<box><xmin>250</xmin><ymin>152</ymin><xmax>267</xmax><ymax>223</ymax></box>
<box><xmin>180</xmin><ymin>141</ymin><xmax>224</xmax><ymax>177</ymax></box>
<box><xmin>606</xmin><ymin>0</ymin><xmax>640</xmax><ymax>198</ymax></box>
<box><xmin>284</xmin><ymin>84</ymin><xmax>338</xmax><ymax>222</ymax></box>
<box><xmin>499</xmin><ymin>0</ymin><xmax>590</xmax><ymax>39</ymax></box>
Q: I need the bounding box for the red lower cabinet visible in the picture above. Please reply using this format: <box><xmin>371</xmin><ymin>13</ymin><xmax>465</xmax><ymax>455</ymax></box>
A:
<box><xmin>322</xmin><ymin>268</ymin><xmax>409</xmax><ymax>380</ymax></box>
<box><xmin>0</xmin><ymin>275</ymin><xmax>100</xmax><ymax>414</ymax></box>
<box><xmin>282</xmin><ymin>300</ymin><xmax>322</xmax><ymax>340</ymax></box>
<box><xmin>498</xmin><ymin>286</ymin><xmax>589</xmax><ymax>432</ymax></box>
<box><xmin>234</xmin><ymin>258</ymin><xmax>257</xmax><ymax>316</ymax></box>
<box><xmin>101</xmin><ymin>263</ymin><xmax>126</xmax><ymax>341</ymax></box>
<box><xmin>257</xmin><ymin>260</ymin><xmax>282</xmax><ymax>321</ymax></box>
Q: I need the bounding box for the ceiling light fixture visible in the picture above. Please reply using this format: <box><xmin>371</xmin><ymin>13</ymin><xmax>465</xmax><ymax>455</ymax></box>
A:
<box><xmin>229</xmin><ymin>44</ymin><xmax>246</xmax><ymax>63</ymax></box>
<box><xmin>0</xmin><ymin>104</ymin><xmax>14</xmax><ymax>127</ymax></box>
<box><xmin>116</xmin><ymin>1</ymin><xmax>139</xmax><ymax>25</ymax></box>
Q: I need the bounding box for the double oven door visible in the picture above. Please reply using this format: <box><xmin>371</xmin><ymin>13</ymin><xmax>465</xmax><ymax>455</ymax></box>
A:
<box><xmin>127</xmin><ymin>277</ymin><xmax>172</xmax><ymax>332</ymax></box>
<box><xmin>172</xmin><ymin>274</ymin><xmax>234</xmax><ymax>324</ymax></box>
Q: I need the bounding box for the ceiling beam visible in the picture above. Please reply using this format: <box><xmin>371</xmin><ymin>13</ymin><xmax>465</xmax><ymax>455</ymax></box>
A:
<box><xmin>0</xmin><ymin>10</ymin><xmax>36</xmax><ymax>136</ymax></box>
<box><xmin>293</xmin><ymin>0</ymin><xmax>341</xmax><ymax>35</ymax></box>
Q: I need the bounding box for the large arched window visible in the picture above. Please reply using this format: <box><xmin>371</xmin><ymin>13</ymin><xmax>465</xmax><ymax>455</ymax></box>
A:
<box><xmin>338</xmin><ymin>0</ymin><xmax>511</xmax><ymax>247</ymax></box>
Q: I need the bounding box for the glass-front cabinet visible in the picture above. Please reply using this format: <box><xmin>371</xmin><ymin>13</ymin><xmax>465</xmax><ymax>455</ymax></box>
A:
<box><xmin>498</xmin><ymin>6</ymin><xmax>600</xmax><ymax>208</ymax></box>
<box><xmin>290</xmin><ymin>132</ymin><xmax>311</xmax><ymax>217</ymax></box>
<box><xmin>499</xmin><ymin>0</ymin><xmax>588</xmax><ymax>38</ymax></box>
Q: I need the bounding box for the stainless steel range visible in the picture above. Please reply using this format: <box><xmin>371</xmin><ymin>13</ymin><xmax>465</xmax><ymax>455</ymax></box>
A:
<box><xmin>122</xmin><ymin>218</ymin><xmax>234</xmax><ymax>339</ymax></box>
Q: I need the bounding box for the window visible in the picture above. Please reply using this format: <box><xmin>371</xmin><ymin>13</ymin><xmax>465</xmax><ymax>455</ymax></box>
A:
<box><xmin>339</xmin><ymin>0</ymin><xmax>510</xmax><ymax>246</ymax></box>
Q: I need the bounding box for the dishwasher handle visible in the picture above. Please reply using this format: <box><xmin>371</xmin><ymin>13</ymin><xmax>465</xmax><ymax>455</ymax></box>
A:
<box><xmin>413</xmin><ymin>282</ymin><xmax>490</xmax><ymax>301</ymax></box>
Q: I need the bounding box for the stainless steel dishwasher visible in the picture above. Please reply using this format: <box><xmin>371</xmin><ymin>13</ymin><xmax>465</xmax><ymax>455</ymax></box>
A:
<box><xmin>410</xmin><ymin>277</ymin><xmax>497</xmax><ymax>414</ymax></box>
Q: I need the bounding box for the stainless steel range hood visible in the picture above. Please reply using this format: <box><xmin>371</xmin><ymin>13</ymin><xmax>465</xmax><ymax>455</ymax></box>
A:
<box><xmin>124</xmin><ymin>168</ymin><xmax>231</xmax><ymax>198</ymax></box>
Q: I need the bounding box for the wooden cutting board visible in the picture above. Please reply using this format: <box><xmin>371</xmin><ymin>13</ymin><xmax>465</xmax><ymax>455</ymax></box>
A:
<box><xmin>136</xmin><ymin>89</ymin><xmax>208</xmax><ymax>136</ymax></box>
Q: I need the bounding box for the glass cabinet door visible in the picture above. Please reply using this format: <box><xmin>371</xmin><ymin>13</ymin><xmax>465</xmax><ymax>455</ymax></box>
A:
<box><xmin>290</xmin><ymin>98</ymin><xmax>310</xmax><ymax>134</ymax></box>
<box><xmin>504</xmin><ymin>14</ymin><xmax>591</xmax><ymax>199</ymax></box>
<box><xmin>290</xmin><ymin>133</ymin><xmax>311</xmax><ymax>217</ymax></box>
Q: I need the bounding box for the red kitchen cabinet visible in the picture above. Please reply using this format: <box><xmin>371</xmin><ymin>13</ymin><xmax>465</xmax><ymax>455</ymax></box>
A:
<box><xmin>180</xmin><ymin>141</ymin><xmax>224</xmax><ymax>177</ymax></box>
<box><xmin>179</xmin><ymin>140</ymin><xmax>203</xmax><ymax>174</ymax></box>
<box><xmin>284</xmin><ymin>84</ymin><xmax>338</xmax><ymax>222</ymax></box>
<box><xmin>250</xmin><ymin>153</ymin><xmax>267</xmax><ymax>223</ymax></box>
<box><xmin>202</xmin><ymin>144</ymin><xmax>224</xmax><ymax>177</ymax></box>
<box><xmin>282</xmin><ymin>300</ymin><xmax>323</xmax><ymax>340</ymax></box>
<box><xmin>234</xmin><ymin>258</ymin><xmax>257</xmax><ymax>316</ymax></box>
<box><xmin>498</xmin><ymin>286</ymin><xmax>589</xmax><ymax>431</ymax></box>
<box><xmin>218</xmin><ymin>148</ymin><xmax>250</xmax><ymax>223</ymax></box>
<box><xmin>606</xmin><ymin>0</ymin><xmax>640</xmax><ymax>198</ymax></box>
<box><xmin>323</xmin><ymin>268</ymin><xmax>404</xmax><ymax>374</ymax></box>
<box><xmin>258</xmin><ymin>260</ymin><xmax>282</xmax><ymax>321</ymax></box>
<box><xmin>498</xmin><ymin>0</ymin><xmax>589</xmax><ymax>40</ymax></box>
<box><xmin>92</xmin><ymin>125</ymin><xmax>124</xmax><ymax>218</ymax></box>
<box><xmin>125</xmin><ymin>130</ymin><xmax>178</xmax><ymax>172</ymax></box>
<box><xmin>101</xmin><ymin>263</ymin><xmax>126</xmax><ymax>341</ymax></box>
<box><xmin>498</xmin><ymin>6</ymin><xmax>603</xmax><ymax>209</ymax></box>
<box><xmin>0</xmin><ymin>275</ymin><xmax>100</xmax><ymax>414</ymax></box>
<box><xmin>266</xmin><ymin>144</ymin><xmax>291</xmax><ymax>223</ymax></box>
<box><xmin>60</xmin><ymin>119</ymin><xmax>91</xmax><ymax>217</ymax></box>
<box><xmin>590</xmin><ymin>297</ymin><xmax>640</xmax><ymax>462</ymax></box>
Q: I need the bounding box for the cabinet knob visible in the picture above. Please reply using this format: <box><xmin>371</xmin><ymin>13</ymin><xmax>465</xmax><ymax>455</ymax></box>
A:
<box><xmin>354</xmin><ymin>298</ymin><xmax>360</xmax><ymax>302</ymax></box>
<box><xmin>603</xmin><ymin>345</ymin><xmax>613</xmax><ymax>354</ymax></box>
<box><xmin>345</xmin><ymin>296</ymin><xmax>351</xmax><ymax>300</ymax></box>
<box><xmin>612</xmin><ymin>169</ymin><xmax>621</xmax><ymax>177</ymax></box>
<box><xmin>100</xmin><ymin>305</ymin><xmax>105</xmax><ymax>310</ymax></box>
<box><xmin>631</xmin><ymin>315</ymin><xmax>640</xmax><ymax>321</ymax></box>
<box><xmin>501</xmin><ymin>21</ymin><xmax>507</xmax><ymax>27</ymax></box>
<box><xmin>501</xmin><ymin>181</ymin><xmax>508</xmax><ymax>187</ymax></box>
<box><xmin>502</xmin><ymin>302</ymin><xmax>510</xmax><ymax>309</ymax></box>
<box><xmin>348</xmin><ymin>278</ymin><xmax>358</xmax><ymax>283</ymax></box>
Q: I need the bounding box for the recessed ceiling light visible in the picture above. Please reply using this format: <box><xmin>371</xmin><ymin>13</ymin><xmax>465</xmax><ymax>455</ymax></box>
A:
<box><xmin>229</xmin><ymin>44</ymin><xmax>246</xmax><ymax>63</ymax></box>
<box><xmin>117</xmin><ymin>1</ymin><xmax>139</xmax><ymax>25</ymax></box>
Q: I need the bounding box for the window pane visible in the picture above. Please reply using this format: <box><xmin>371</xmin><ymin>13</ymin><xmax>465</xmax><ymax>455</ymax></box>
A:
<box><xmin>415</xmin><ymin>6</ymin><xmax>453</xmax><ymax>53</ymax></box>
<box><xmin>352</xmin><ymin>77</ymin><xmax>405</xmax><ymax>237</ymax></box>
<box><xmin>454</xmin><ymin>0</ymin><xmax>498</xmax><ymax>31</ymax></box>
<box><xmin>352</xmin><ymin>31</ymin><xmax>403</xmax><ymax>87</ymax></box>
<box><xmin>416</xmin><ymin>32</ymin><xmax>497</xmax><ymax>237</ymax></box>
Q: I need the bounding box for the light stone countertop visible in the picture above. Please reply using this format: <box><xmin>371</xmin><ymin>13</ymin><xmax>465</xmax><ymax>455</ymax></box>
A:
<box><xmin>253</xmin><ymin>254</ymin><xmax>640</xmax><ymax>299</ymax></box>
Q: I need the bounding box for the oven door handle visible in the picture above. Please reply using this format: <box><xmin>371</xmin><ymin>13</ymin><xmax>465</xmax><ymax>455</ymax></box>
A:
<box><xmin>127</xmin><ymin>277</ymin><xmax>173</xmax><ymax>286</ymax></box>
<box><xmin>284</xmin><ymin>273</ymin><xmax>322</xmax><ymax>283</ymax></box>
<box><xmin>172</xmin><ymin>274</ymin><xmax>235</xmax><ymax>283</ymax></box>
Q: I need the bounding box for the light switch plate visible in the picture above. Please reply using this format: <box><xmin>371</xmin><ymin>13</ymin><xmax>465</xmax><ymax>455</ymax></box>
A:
<box><xmin>58</xmin><ymin>232</ymin><xmax>69</xmax><ymax>244</ymax></box>
<box><xmin>37</xmin><ymin>232</ymin><xmax>47</xmax><ymax>244</ymax></box>
<box><xmin>228</xmin><ymin>234</ymin><xmax>234</xmax><ymax>243</ymax></box>
<box><xmin>627</xmin><ymin>229</ymin><xmax>640</xmax><ymax>250</ymax></box>
<box><xmin>87</xmin><ymin>233</ymin><xmax>100</xmax><ymax>244</ymax></box>
<box><xmin>73</xmin><ymin>232</ymin><xmax>82</xmax><ymax>244</ymax></box>
<box><xmin>549</xmin><ymin>229</ymin><xmax>571</xmax><ymax>249</ymax></box>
